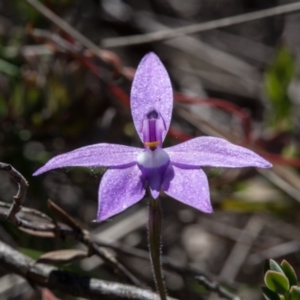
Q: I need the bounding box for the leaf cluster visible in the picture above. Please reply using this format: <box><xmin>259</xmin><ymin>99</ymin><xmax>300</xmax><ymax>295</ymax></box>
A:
<box><xmin>262</xmin><ymin>259</ymin><xmax>300</xmax><ymax>300</ymax></box>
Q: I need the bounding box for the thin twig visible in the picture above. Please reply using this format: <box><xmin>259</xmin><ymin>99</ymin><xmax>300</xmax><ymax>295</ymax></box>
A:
<box><xmin>0</xmin><ymin>240</ymin><xmax>177</xmax><ymax>300</ymax></box>
<box><xmin>249</xmin><ymin>240</ymin><xmax>300</xmax><ymax>265</ymax></box>
<box><xmin>0</xmin><ymin>201</ymin><xmax>238</xmax><ymax>291</ymax></box>
<box><xmin>90</xmin><ymin>242</ymin><xmax>147</xmax><ymax>288</ymax></box>
<box><xmin>24</xmin><ymin>0</ymin><xmax>122</xmax><ymax>75</ymax></box>
<box><xmin>133</xmin><ymin>12</ymin><xmax>260</xmax><ymax>79</ymax></box>
<box><xmin>25</xmin><ymin>0</ymin><xmax>102</xmax><ymax>56</ymax></box>
<box><xmin>102</xmin><ymin>2</ymin><xmax>300</xmax><ymax>47</ymax></box>
<box><xmin>0</xmin><ymin>188</ymin><xmax>145</xmax><ymax>289</ymax></box>
<box><xmin>91</xmin><ymin>239</ymin><xmax>238</xmax><ymax>289</ymax></box>
<box><xmin>52</xmin><ymin>200</ymin><xmax>148</xmax><ymax>287</ymax></box>
<box><xmin>218</xmin><ymin>216</ymin><xmax>264</xmax><ymax>282</ymax></box>
<box><xmin>29</xmin><ymin>28</ymin><xmax>82</xmax><ymax>53</ymax></box>
<box><xmin>0</xmin><ymin>162</ymin><xmax>28</xmax><ymax>222</ymax></box>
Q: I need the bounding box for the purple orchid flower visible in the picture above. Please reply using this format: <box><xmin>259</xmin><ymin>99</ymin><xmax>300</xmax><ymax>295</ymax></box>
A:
<box><xmin>33</xmin><ymin>53</ymin><xmax>272</xmax><ymax>221</ymax></box>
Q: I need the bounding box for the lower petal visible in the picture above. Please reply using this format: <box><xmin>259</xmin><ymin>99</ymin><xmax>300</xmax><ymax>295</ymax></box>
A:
<box><xmin>97</xmin><ymin>164</ymin><xmax>146</xmax><ymax>221</ymax></box>
<box><xmin>162</xmin><ymin>164</ymin><xmax>213</xmax><ymax>213</ymax></box>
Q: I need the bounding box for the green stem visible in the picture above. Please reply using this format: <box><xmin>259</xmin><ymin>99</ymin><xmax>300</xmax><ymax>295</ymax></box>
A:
<box><xmin>148</xmin><ymin>197</ymin><xmax>167</xmax><ymax>300</ymax></box>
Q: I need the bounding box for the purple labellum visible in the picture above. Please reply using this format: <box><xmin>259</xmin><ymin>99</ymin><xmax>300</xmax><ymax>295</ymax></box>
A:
<box><xmin>33</xmin><ymin>52</ymin><xmax>272</xmax><ymax>221</ymax></box>
<box><xmin>137</xmin><ymin>148</ymin><xmax>170</xmax><ymax>199</ymax></box>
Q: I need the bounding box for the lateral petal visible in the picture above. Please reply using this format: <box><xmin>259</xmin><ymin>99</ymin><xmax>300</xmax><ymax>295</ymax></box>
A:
<box><xmin>33</xmin><ymin>144</ymin><xmax>141</xmax><ymax>175</ymax></box>
<box><xmin>165</xmin><ymin>137</ymin><xmax>272</xmax><ymax>168</ymax></box>
<box><xmin>97</xmin><ymin>164</ymin><xmax>146</xmax><ymax>221</ymax></box>
<box><xmin>162</xmin><ymin>164</ymin><xmax>213</xmax><ymax>213</ymax></box>
<box><xmin>130</xmin><ymin>53</ymin><xmax>173</xmax><ymax>142</ymax></box>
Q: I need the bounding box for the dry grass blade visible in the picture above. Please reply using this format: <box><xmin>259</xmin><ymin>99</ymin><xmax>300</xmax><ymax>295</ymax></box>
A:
<box><xmin>102</xmin><ymin>2</ymin><xmax>300</xmax><ymax>47</ymax></box>
<box><xmin>25</xmin><ymin>0</ymin><xmax>102</xmax><ymax>55</ymax></box>
<box><xmin>18</xmin><ymin>227</ymin><xmax>55</xmax><ymax>238</ymax></box>
<box><xmin>24</xmin><ymin>0</ymin><xmax>123</xmax><ymax>75</ymax></box>
<box><xmin>37</xmin><ymin>249</ymin><xmax>88</xmax><ymax>265</ymax></box>
<box><xmin>48</xmin><ymin>199</ymin><xmax>83</xmax><ymax>234</ymax></box>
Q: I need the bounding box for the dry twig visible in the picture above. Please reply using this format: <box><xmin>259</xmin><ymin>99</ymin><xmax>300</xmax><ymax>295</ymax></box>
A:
<box><xmin>25</xmin><ymin>0</ymin><xmax>123</xmax><ymax>75</ymax></box>
<box><xmin>0</xmin><ymin>240</ymin><xmax>176</xmax><ymax>300</ymax></box>
<box><xmin>102</xmin><ymin>2</ymin><xmax>300</xmax><ymax>47</ymax></box>
<box><xmin>0</xmin><ymin>162</ymin><xmax>28</xmax><ymax>223</ymax></box>
<box><xmin>0</xmin><ymin>161</ymin><xmax>145</xmax><ymax>289</ymax></box>
<box><xmin>0</xmin><ymin>162</ymin><xmax>238</xmax><ymax>296</ymax></box>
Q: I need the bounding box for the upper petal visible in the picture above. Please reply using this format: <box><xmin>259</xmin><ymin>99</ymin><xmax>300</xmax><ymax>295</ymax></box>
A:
<box><xmin>97</xmin><ymin>164</ymin><xmax>146</xmax><ymax>221</ymax></box>
<box><xmin>162</xmin><ymin>164</ymin><xmax>213</xmax><ymax>213</ymax></box>
<box><xmin>130</xmin><ymin>52</ymin><xmax>173</xmax><ymax>142</ymax></box>
<box><xmin>33</xmin><ymin>144</ymin><xmax>142</xmax><ymax>175</ymax></box>
<box><xmin>165</xmin><ymin>137</ymin><xmax>272</xmax><ymax>168</ymax></box>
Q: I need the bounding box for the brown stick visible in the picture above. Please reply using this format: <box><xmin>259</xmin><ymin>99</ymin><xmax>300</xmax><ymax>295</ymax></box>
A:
<box><xmin>0</xmin><ymin>240</ymin><xmax>178</xmax><ymax>300</ymax></box>
<box><xmin>0</xmin><ymin>162</ymin><xmax>28</xmax><ymax>223</ymax></box>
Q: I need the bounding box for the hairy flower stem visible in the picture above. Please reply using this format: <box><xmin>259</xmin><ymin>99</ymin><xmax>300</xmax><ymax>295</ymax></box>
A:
<box><xmin>148</xmin><ymin>197</ymin><xmax>167</xmax><ymax>300</ymax></box>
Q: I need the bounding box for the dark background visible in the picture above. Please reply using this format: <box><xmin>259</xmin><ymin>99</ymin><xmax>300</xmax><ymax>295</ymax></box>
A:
<box><xmin>1</xmin><ymin>0</ymin><xmax>300</xmax><ymax>299</ymax></box>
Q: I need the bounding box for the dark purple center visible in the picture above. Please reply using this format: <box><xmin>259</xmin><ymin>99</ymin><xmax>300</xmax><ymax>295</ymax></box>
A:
<box><xmin>141</xmin><ymin>108</ymin><xmax>166</xmax><ymax>150</ymax></box>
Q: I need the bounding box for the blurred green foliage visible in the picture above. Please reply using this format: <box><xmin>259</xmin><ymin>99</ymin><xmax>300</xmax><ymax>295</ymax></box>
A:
<box><xmin>262</xmin><ymin>259</ymin><xmax>300</xmax><ymax>300</ymax></box>
<box><xmin>265</xmin><ymin>46</ymin><xmax>296</xmax><ymax>131</ymax></box>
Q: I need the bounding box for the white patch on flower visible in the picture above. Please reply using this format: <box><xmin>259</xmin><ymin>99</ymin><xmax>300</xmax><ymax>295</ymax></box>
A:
<box><xmin>137</xmin><ymin>148</ymin><xmax>169</xmax><ymax>169</ymax></box>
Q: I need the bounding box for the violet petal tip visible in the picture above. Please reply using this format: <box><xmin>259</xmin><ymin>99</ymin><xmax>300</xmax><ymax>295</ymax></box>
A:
<box><xmin>130</xmin><ymin>52</ymin><xmax>173</xmax><ymax>143</ymax></box>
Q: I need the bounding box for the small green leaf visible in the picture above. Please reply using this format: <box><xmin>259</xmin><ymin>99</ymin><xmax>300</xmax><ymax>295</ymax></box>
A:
<box><xmin>265</xmin><ymin>270</ymin><xmax>290</xmax><ymax>294</ymax></box>
<box><xmin>289</xmin><ymin>286</ymin><xmax>300</xmax><ymax>300</ymax></box>
<box><xmin>270</xmin><ymin>259</ymin><xmax>285</xmax><ymax>274</ymax></box>
<box><xmin>281</xmin><ymin>260</ymin><xmax>298</xmax><ymax>286</ymax></box>
<box><xmin>261</xmin><ymin>286</ymin><xmax>282</xmax><ymax>300</ymax></box>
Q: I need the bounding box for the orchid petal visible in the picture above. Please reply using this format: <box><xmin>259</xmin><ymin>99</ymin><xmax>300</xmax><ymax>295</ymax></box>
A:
<box><xmin>97</xmin><ymin>165</ymin><xmax>146</xmax><ymax>221</ymax></box>
<box><xmin>130</xmin><ymin>52</ymin><xmax>173</xmax><ymax>142</ymax></box>
<box><xmin>162</xmin><ymin>165</ymin><xmax>212</xmax><ymax>213</ymax></box>
<box><xmin>33</xmin><ymin>144</ymin><xmax>141</xmax><ymax>175</ymax></box>
<box><xmin>165</xmin><ymin>137</ymin><xmax>272</xmax><ymax>168</ymax></box>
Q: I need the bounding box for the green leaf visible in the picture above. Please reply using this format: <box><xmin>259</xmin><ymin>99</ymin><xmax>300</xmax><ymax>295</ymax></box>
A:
<box><xmin>265</xmin><ymin>270</ymin><xmax>290</xmax><ymax>294</ymax></box>
<box><xmin>270</xmin><ymin>259</ymin><xmax>285</xmax><ymax>274</ymax></box>
<box><xmin>289</xmin><ymin>286</ymin><xmax>300</xmax><ymax>300</ymax></box>
<box><xmin>0</xmin><ymin>58</ymin><xmax>20</xmax><ymax>77</ymax></box>
<box><xmin>281</xmin><ymin>260</ymin><xmax>298</xmax><ymax>286</ymax></box>
<box><xmin>262</xmin><ymin>286</ymin><xmax>282</xmax><ymax>300</ymax></box>
<box><xmin>19</xmin><ymin>247</ymin><xmax>43</xmax><ymax>260</ymax></box>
